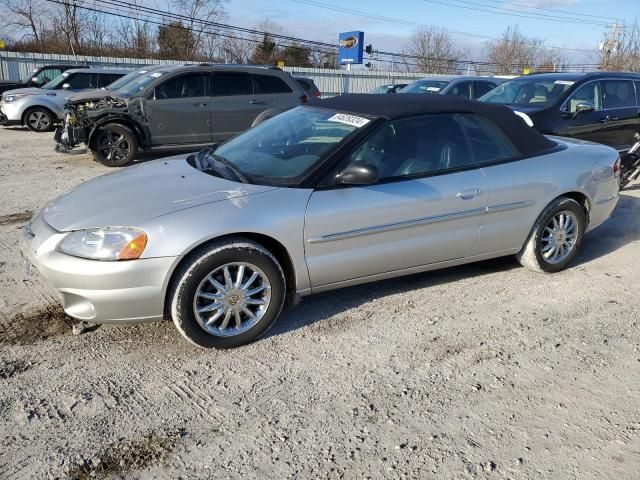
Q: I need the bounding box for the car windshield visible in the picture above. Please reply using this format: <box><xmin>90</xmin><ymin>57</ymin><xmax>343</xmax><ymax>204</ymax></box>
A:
<box><xmin>210</xmin><ymin>106</ymin><xmax>373</xmax><ymax>186</ymax></box>
<box><xmin>113</xmin><ymin>71</ymin><xmax>167</xmax><ymax>97</ymax></box>
<box><xmin>399</xmin><ymin>80</ymin><xmax>450</xmax><ymax>94</ymax></box>
<box><xmin>479</xmin><ymin>78</ymin><xmax>575</xmax><ymax>107</ymax></box>
<box><xmin>104</xmin><ymin>69</ymin><xmax>151</xmax><ymax>91</ymax></box>
<box><xmin>41</xmin><ymin>72</ymin><xmax>71</xmax><ymax>90</ymax></box>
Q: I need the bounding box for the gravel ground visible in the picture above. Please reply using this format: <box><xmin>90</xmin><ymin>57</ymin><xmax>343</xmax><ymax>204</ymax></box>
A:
<box><xmin>0</xmin><ymin>126</ymin><xmax>639</xmax><ymax>480</ymax></box>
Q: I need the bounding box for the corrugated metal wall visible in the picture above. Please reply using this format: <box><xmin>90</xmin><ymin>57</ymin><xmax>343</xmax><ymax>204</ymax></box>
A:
<box><xmin>0</xmin><ymin>51</ymin><xmax>460</xmax><ymax>95</ymax></box>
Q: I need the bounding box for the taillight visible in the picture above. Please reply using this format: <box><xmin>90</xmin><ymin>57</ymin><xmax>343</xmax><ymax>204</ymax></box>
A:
<box><xmin>299</xmin><ymin>94</ymin><xmax>308</xmax><ymax>103</ymax></box>
<box><xmin>314</xmin><ymin>91</ymin><xmax>321</xmax><ymax>97</ymax></box>
<box><xmin>614</xmin><ymin>157</ymin><xmax>621</xmax><ymax>178</ymax></box>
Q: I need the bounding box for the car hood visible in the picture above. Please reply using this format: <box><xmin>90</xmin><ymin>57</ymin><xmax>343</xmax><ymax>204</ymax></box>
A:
<box><xmin>3</xmin><ymin>87</ymin><xmax>50</xmax><ymax>96</ymax></box>
<box><xmin>67</xmin><ymin>88</ymin><xmax>122</xmax><ymax>104</ymax></box>
<box><xmin>42</xmin><ymin>156</ymin><xmax>278</xmax><ymax>231</ymax></box>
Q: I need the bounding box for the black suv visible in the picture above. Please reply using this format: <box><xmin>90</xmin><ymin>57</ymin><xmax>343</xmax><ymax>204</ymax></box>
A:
<box><xmin>0</xmin><ymin>64</ymin><xmax>84</xmax><ymax>95</ymax></box>
<box><xmin>480</xmin><ymin>72</ymin><xmax>640</xmax><ymax>152</ymax></box>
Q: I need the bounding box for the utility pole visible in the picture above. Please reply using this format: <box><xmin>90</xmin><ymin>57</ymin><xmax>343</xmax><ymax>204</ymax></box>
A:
<box><xmin>600</xmin><ymin>22</ymin><xmax>623</xmax><ymax>71</ymax></box>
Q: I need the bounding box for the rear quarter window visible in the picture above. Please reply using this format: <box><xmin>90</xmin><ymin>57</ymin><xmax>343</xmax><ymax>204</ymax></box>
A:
<box><xmin>253</xmin><ymin>74</ymin><xmax>293</xmax><ymax>94</ymax></box>
<box><xmin>457</xmin><ymin>114</ymin><xmax>518</xmax><ymax>164</ymax></box>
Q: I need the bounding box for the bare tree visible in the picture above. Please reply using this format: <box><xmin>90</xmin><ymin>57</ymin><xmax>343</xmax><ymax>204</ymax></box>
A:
<box><xmin>0</xmin><ymin>0</ymin><xmax>48</xmax><ymax>49</ymax></box>
<box><xmin>170</xmin><ymin>0</ymin><xmax>225</xmax><ymax>59</ymax></box>
<box><xmin>598</xmin><ymin>19</ymin><xmax>640</xmax><ymax>72</ymax></box>
<box><xmin>486</xmin><ymin>25</ymin><xmax>567</xmax><ymax>74</ymax></box>
<box><xmin>406</xmin><ymin>27</ymin><xmax>462</xmax><ymax>74</ymax></box>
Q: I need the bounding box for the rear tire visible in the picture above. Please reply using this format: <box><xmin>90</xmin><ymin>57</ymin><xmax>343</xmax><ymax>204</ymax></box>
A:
<box><xmin>24</xmin><ymin>107</ymin><xmax>55</xmax><ymax>132</ymax></box>
<box><xmin>516</xmin><ymin>196</ymin><xmax>586</xmax><ymax>273</ymax></box>
<box><xmin>91</xmin><ymin>123</ymin><xmax>138</xmax><ymax>167</ymax></box>
<box><xmin>170</xmin><ymin>238</ymin><xmax>286</xmax><ymax>349</ymax></box>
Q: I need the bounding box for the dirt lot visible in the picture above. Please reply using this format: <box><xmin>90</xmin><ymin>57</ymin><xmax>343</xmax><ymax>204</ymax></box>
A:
<box><xmin>0</xmin><ymin>126</ymin><xmax>639</xmax><ymax>480</ymax></box>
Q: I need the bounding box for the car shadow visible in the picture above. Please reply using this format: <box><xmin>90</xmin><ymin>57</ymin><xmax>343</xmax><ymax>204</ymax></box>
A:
<box><xmin>267</xmin><ymin>256</ymin><xmax>520</xmax><ymax>339</ymax></box>
<box><xmin>574</xmin><ymin>192</ymin><xmax>640</xmax><ymax>265</ymax></box>
<box><xmin>267</xmin><ymin>192</ymin><xmax>640</xmax><ymax>340</ymax></box>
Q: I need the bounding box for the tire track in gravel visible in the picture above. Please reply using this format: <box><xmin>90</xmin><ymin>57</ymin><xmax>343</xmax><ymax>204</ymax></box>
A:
<box><xmin>0</xmin><ymin>211</ymin><xmax>32</xmax><ymax>227</ymax></box>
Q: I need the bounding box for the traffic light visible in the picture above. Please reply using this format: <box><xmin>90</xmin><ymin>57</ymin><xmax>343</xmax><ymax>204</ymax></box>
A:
<box><xmin>365</xmin><ymin>44</ymin><xmax>373</xmax><ymax>55</ymax></box>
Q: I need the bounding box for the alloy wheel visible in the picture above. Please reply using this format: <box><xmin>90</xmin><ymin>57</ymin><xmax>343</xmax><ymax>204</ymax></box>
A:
<box><xmin>97</xmin><ymin>131</ymin><xmax>131</xmax><ymax>163</ymax></box>
<box><xmin>193</xmin><ymin>262</ymin><xmax>272</xmax><ymax>337</ymax></box>
<box><xmin>27</xmin><ymin>111</ymin><xmax>50</xmax><ymax>131</ymax></box>
<box><xmin>540</xmin><ymin>211</ymin><xmax>578</xmax><ymax>264</ymax></box>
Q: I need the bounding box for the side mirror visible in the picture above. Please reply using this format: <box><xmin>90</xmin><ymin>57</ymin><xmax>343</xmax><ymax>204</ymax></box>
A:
<box><xmin>338</xmin><ymin>162</ymin><xmax>380</xmax><ymax>185</ymax></box>
<box><xmin>61</xmin><ymin>83</ymin><xmax>71</xmax><ymax>90</ymax></box>
<box><xmin>573</xmin><ymin>102</ymin><xmax>594</xmax><ymax>117</ymax></box>
<box><xmin>31</xmin><ymin>77</ymin><xmax>40</xmax><ymax>84</ymax></box>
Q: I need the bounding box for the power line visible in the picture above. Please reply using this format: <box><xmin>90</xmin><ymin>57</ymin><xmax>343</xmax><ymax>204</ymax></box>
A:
<box><xmin>42</xmin><ymin>0</ymin><xmax>601</xmax><ymax>73</ymax></box>
<box><xmin>477</xmin><ymin>0</ymin><xmax>620</xmax><ymax>22</ymax></box>
<box><xmin>293</xmin><ymin>0</ymin><xmax>598</xmax><ymax>53</ymax></box>
<box><xmin>421</xmin><ymin>0</ymin><xmax>612</xmax><ymax>26</ymax></box>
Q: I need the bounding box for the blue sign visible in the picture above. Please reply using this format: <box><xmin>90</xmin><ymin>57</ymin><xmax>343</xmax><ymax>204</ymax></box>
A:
<box><xmin>338</xmin><ymin>31</ymin><xmax>364</xmax><ymax>65</ymax></box>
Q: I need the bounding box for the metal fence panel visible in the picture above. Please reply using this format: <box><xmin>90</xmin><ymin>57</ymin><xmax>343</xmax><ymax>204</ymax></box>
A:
<box><xmin>0</xmin><ymin>51</ymin><xmax>473</xmax><ymax>95</ymax></box>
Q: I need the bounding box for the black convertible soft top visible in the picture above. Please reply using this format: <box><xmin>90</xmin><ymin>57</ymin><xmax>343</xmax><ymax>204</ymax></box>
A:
<box><xmin>310</xmin><ymin>94</ymin><xmax>557</xmax><ymax>157</ymax></box>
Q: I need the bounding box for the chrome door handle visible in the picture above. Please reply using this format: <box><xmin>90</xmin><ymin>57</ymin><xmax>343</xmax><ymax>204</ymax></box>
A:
<box><xmin>249</xmin><ymin>100</ymin><xmax>265</xmax><ymax>105</ymax></box>
<box><xmin>456</xmin><ymin>189</ymin><xmax>481</xmax><ymax>200</ymax></box>
<box><xmin>195</xmin><ymin>102</ymin><xmax>208</xmax><ymax>107</ymax></box>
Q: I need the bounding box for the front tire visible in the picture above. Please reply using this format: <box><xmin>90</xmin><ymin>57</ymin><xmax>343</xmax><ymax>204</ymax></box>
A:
<box><xmin>517</xmin><ymin>196</ymin><xmax>586</xmax><ymax>273</ymax></box>
<box><xmin>170</xmin><ymin>238</ymin><xmax>286</xmax><ymax>349</ymax></box>
<box><xmin>24</xmin><ymin>107</ymin><xmax>55</xmax><ymax>132</ymax></box>
<box><xmin>91</xmin><ymin>123</ymin><xmax>138</xmax><ymax>167</ymax></box>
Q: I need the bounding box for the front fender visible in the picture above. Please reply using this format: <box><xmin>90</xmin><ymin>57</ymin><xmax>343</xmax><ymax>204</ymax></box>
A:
<box><xmin>139</xmin><ymin>188</ymin><xmax>314</xmax><ymax>295</ymax></box>
<box><xmin>87</xmin><ymin>115</ymin><xmax>148</xmax><ymax>148</ymax></box>
<box><xmin>20</xmin><ymin>94</ymin><xmax>65</xmax><ymax>120</ymax></box>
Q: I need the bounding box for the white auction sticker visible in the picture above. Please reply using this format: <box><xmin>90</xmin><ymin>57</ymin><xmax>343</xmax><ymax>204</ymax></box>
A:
<box><xmin>328</xmin><ymin>113</ymin><xmax>370</xmax><ymax>128</ymax></box>
<box><xmin>426</xmin><ymin>86</ymin><xmax>441</xmax><ymax>92</ymax></box>
<box><xmin>554</xmin><ymin>80</ymin><xmax>575</xmax><ymax>86</ymax></box>
<box><xmin>150</xmin><ymin>72</ymin><xmax>163</xmax><ymax>78</ymax></box>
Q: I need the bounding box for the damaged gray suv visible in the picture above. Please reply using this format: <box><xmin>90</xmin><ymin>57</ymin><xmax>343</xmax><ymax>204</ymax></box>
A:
<box><xmin>55</xmin><ymin>64</ymin><xmax>309</xmax><ymax>167</ymax></box>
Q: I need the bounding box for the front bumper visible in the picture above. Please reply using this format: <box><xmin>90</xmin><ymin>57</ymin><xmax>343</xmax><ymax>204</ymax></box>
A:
<box><xmin>0</xmin><ymin>105</ymin><xmax>20</xmax><ymax>126</ymax></box>
<box><xmin>20</xmin><ymin>211</ymin><xmax>176</xmax><ymax>323</ymax></box>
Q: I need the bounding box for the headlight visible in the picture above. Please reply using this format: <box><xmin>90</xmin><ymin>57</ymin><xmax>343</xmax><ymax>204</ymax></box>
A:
<box><xmin>3</xmin><ymin>93</ymin><xmax>28</xmax><ymax>103</ymax></box>
<box><xmin>57</xmin><ymin>227</ymin><xmax>147</xmax><ymax>261</ymax></box>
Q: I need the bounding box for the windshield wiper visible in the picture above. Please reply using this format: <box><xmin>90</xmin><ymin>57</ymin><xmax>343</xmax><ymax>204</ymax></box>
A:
<box><xmin>205</xmin><ymin>150</ymin><xmax>250</xmax><ymax>184</ymax></box>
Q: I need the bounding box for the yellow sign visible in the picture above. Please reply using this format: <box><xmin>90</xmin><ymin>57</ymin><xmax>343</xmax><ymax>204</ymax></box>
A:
<box><xmin>523</xmin><ymin>68</ymin><xmax>530</xmax><ymax>75</ymax></box>
<box><xmin>277</xmin><ymin>61</ymin><xmax>285</xmax><ymax>69</ymax></box>
<box><xmin>0</xmin><ymin>40</ymin><xmax>5</xmax><ymax>49</ymax></box>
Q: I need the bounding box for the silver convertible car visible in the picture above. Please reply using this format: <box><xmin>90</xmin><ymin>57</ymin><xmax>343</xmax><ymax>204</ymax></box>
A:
<box><xmin>21</xmin><ymin>95</ymin><xmax>620</xmax><ymax>348</ymax></box>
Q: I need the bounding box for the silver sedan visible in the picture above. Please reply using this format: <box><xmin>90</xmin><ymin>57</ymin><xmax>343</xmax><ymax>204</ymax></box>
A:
<box><xmin>21</xmin><ymin>95</ymin><xmax>620</xmax><ymax>348</ymax></box>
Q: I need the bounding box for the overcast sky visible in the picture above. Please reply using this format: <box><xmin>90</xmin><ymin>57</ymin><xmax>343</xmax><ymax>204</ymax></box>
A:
<box><xmin>219</xmin><ymin>0</ymin><xmax>638</xmax><ymax>63</ymax></box>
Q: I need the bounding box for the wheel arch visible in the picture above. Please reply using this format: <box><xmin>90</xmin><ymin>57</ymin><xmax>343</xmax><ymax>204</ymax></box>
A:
<box><xmin>21</xmin><ymin>104</ymin><xmax>58</xmax><ymax>125</ymax></box>
<box><xmin>554</xmin><ymin>191</ymin><xmax>591</xmax><ymax>225</ymax></box>
<box><xmin>87</xmin><ymin>116</ymin><xmax>146</xmax><ymax>149</ymax></box>
<box><xmin>162</xmin><ymin>232</ymin><xmax>298</xmax><ymax>320</ymax></box>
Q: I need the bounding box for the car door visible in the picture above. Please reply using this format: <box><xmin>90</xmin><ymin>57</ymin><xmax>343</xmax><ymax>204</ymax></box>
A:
<box><xmin>303</xmin><ymin>113</ymin><xmax>489</xmax><ymax>289</ymax></box>
<box><xmin>562</xmin><ymin>80</ymin><xmax>610</xmax><ymax>144</ymax></box>
<box><xmin>599</xmin><ymin>79</ymin><xmax>639</xmax><ymax>150</ymax></box>
<box><xmin>210</xmin><ymin>72</ymin><xmax>264</xmax><ymax>142</ymax></box>
<box><xmin>60</xmin><ymin>72</ymin><xmax>95</xmax><ymax>92</ymax></box>
<box><xmin>463</xmin><ymin>114</ymin><xmax>552</xmax><ymax>256</ymax></box>
<box><xmin>146</xmin><ymin>73</ymin><xmax>211</xmax><ymax>145</ymax></box>
<box><xmin>447</xmin><ymin>81</ymin><xmax>473</xmax><ymax>99</ymax></box>
<box><xmin>474</xmin><ymin>80</ymin><xmax>498</xmax><ymax>99</ymax></box>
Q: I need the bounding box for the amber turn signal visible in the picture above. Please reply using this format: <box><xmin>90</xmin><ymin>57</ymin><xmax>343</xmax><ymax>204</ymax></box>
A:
<box><xmin>117</xmin><ymin>233</ymin><xmax>148</xmax><ymax>260</ymax></box>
